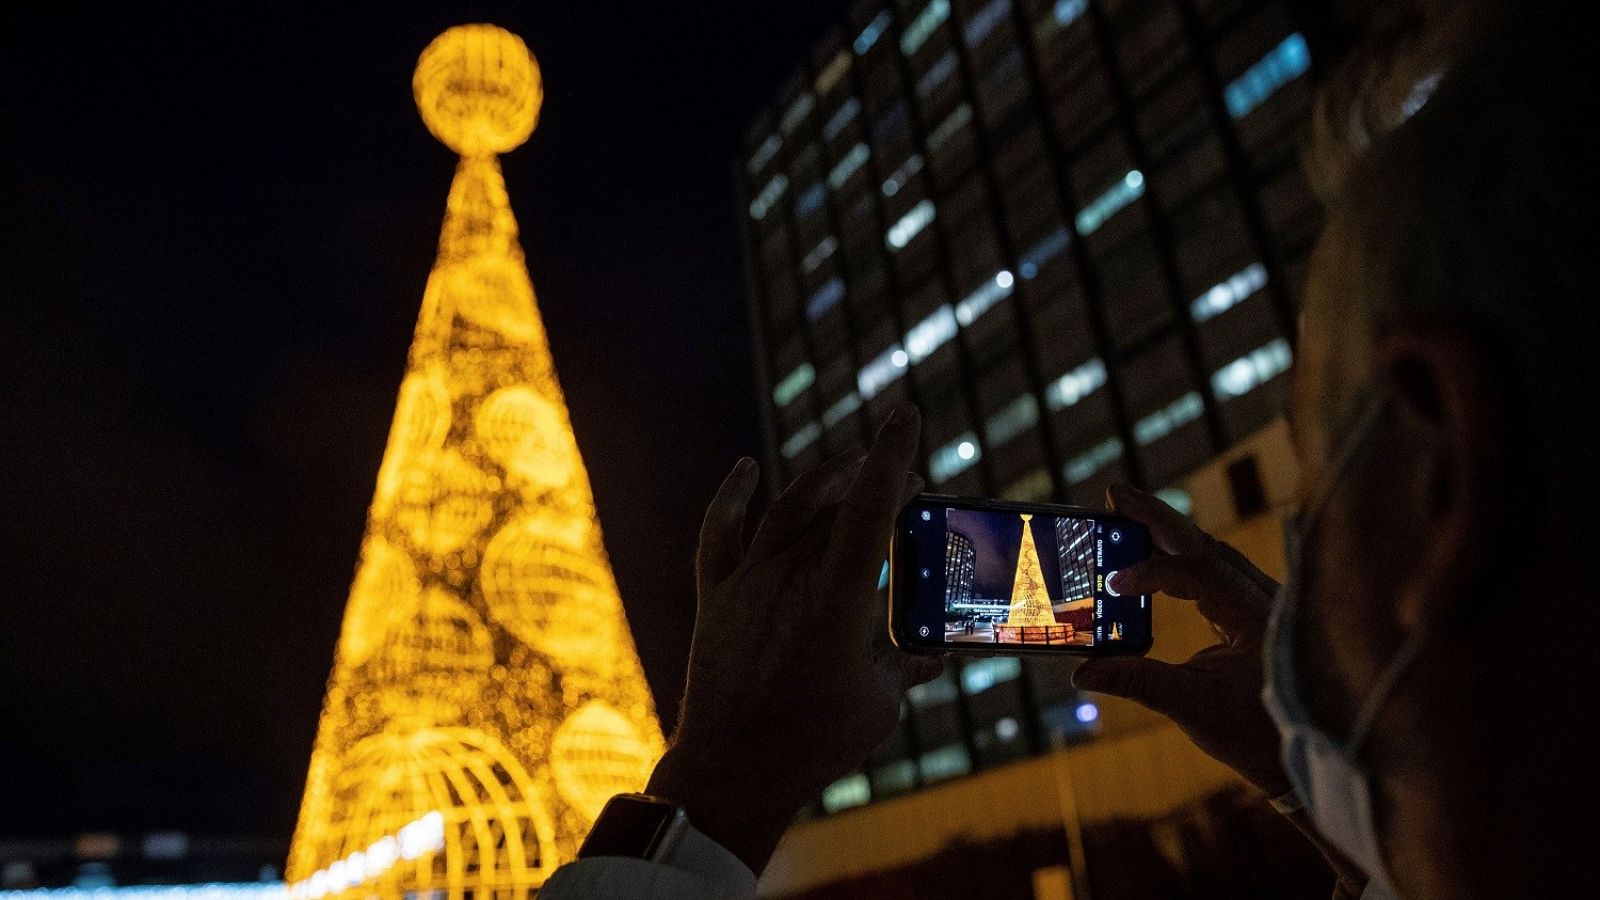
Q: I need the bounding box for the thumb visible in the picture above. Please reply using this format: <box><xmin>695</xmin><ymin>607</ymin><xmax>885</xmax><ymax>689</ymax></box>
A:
<box><xmin>1072</xmin><ymin>656</ymin><xmax>1193</xmax><ymax>719</ymax></box>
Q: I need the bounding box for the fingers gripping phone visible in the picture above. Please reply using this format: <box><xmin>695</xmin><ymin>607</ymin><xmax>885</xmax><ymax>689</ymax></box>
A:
<box><xmin>889</xmin><ymin>494</ymin><xmax>1153</xmax><ymax>655</ymax></box>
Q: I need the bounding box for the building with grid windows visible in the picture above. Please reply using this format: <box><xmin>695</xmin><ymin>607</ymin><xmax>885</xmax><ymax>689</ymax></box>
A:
<box><xmin>739</xmin><ymin>0</ymin><xmax>1341</xmax><ymax>894</ymax></box>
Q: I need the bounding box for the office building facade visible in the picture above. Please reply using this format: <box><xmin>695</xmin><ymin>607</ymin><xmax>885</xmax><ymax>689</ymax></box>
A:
<box><xmin>743</xmin><ymin>0</ymin><xmax>1320</xmax><ymax>503</ymax></box>
<box><xmin>739</xmin><ymin>0</ymin><xmax>1332</xmax><ymax>849</ymax></box>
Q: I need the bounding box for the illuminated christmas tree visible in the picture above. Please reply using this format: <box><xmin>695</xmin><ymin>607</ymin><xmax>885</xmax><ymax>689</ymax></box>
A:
<box><xmin>1006</xmin><ymin>514</ymin><xmax>1057</xmax><ymax>628</ymax></box>
<box><xmin>286</xmin><ymin>24</ymin><xmax>663</xmax><ymax>899</ymax></box>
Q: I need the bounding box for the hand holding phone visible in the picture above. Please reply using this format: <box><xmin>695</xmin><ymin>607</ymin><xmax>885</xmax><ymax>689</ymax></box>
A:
<box><xmin>889</xmin><ymin>494</ymin><xmax>1154</xmax><ymax>655</ymax></box>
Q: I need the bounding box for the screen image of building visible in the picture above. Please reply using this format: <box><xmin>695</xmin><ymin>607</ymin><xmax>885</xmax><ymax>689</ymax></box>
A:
<box><xmin>738</xmin><ymin>0</ymin><xmax>1340</xmax><ymax>895</ymax></box>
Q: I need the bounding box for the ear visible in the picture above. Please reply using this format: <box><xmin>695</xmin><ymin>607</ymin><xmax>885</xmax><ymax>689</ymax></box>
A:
<box><xmin>1376</xmin><ymin>317</ymin><xmax>1507</xmax><ymax>633</ymax></box>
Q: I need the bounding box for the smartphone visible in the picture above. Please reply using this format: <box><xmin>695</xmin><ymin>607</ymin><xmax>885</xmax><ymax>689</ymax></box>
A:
<box><xmin>889</xmin><ymin>494</ymin><xmax>1153</xmax><ymax>655</ymax></box>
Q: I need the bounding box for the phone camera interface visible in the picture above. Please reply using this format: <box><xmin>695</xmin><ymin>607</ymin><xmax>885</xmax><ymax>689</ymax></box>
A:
<box><xmin>906</xmin><ymin>505</ymin><xmax>1149</xmax><ymax>649</ymax></box>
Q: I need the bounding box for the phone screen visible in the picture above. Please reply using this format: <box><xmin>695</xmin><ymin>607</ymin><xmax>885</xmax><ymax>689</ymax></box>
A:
<box><xmin>891</xmin><ymin>495</ymin><xmax>1152</xmax><ymax>655</ymax></box>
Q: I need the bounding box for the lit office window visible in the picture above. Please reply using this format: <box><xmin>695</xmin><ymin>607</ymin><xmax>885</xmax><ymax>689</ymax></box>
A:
<box><xmin>801</xmin><ymin>235</ymin><xmax>839</xmax><ymax>274</ymax></box>
<box><xmin>901</xmin><ymin>0</ymin><xmax>952</xmax><ymax>56</ymax></box>
<box><xmin>1046</xmin><ymin>359</ymin><xmax>1108</xmax><ymax>409</ymax></box>
<box><xmin>794</xmin><ymin>181</ymin><xmax>826</xmax><ymax>218</ymax></box>
<box><xmin>930</xmin><ymin>431</ymin><xmax>982</xmax><ymax>483</ymax></box>
<box><xmin>773</xmin><ymin>363</ymin><xmax>816</xmax><ymax>407</ymax></box>
<box><xmin>961</xmin><ymin>657</ymin><xmax>1023</xmax><ymax>694</ymax></box>
<box><xmin>821</xmin><ymin>773</ymin><xmax>871</xmax><ymax>812</ymax></box>
<box><xmin>1055</xmin><ymin>0</ymin><xmax>1088</xmax><ymax>27</ymax></box>
<box><xmin>822</xmin><ymin>390</ymin><xmax>863</xmax><ymax>427</ymax></box>
<box><xmin>1403</xmin><ymin>71</ymin><xmax>1443</xmax><ymax>119</ymax></box>
<box><xmin>887</xmin><ymin>199</ymin><xmax>937</xmax><ymax>249</ymax></box>
<box><xmin>749</xmin><ymin>173</ymin><xmax>789</xmax><ymax>220</ymax></box>
<box><xmin>1075</xmin><ymin>170</ymin><xmax>1144</xmax><ymax>235</ymax></box>
<box><xmin>1212</xmin><ymin>338</ymin><xmax>1293</xmax><ymax>399</ymax></box>
<box><xmin>1018</xmin><ymin>226</ymin><xmax>1071</xmax><ymax>279</ymax></box>
<box><xmin>872</xmin><ymin>758</ymin><xmax>918</xmax><ymax>794</ymax></box>
<box><xmin>824</xmin><ymin>97</ymin><xmax>861</xmax><ymax>141</ymax></box>
<box><xmin>780</xmin><ymin>92</ymin><xmax>816</xmax><ymax>134</ymax></box>
<box><xmin>1065</xmin><ymin>436</ymin><xmax>1124</xmax><ymax>484</ymax></box>
<box><xmin>918</xmin><ymin>744</ymin><xmax>972</xmax><ymax>783</ymax></box>
<box><xmin>927</xmin><ymin>103</ymin><xmax>972</xmax><ymax>152</ymax></box>
<box><xmin>855</xmin><ymin>10</ymin><xmax>892</xmax><ymax>54</ymax></box>
<box><xmin>908</xmin><ymin>672</ymin><xmax>959</xmax><ymax>708</ymax></box>
<box><xmin>1133</xmin><ymin>391</ymin><xmax>1204</xmax><ymax>445</ymax></box>
<box><xmin>805</xmin><ymin>278</ymin><xmax>846</xmax><ymax>321</ymax></box>
<box><xmin>985</xmin><ymin>394</ymin><xmax>1040</xmax><ymax>447</ymax></box>
<box><xmin>1191</xmin><ymin>262</ymin><xmax>1268</xmax><ymax>323</ymax></box>
<box><xmin>964</xmin><ymin>0</ymin><xmax>1010</xmax><ymax>46</ymax></box>
<box><xmin>816</xmin><ymin>50</ymin><xmax>852</xmax><ymax>94</ymax></box>
<box><xmin>782</xmin><ymin>421</ymin><xmax>823</xmax><ymax>459</ymax></box>
<box><xmin>1225</xmin><ymin>33</ymin><xmax>1310</xmax><ymax>119</ymax></box>
<box><xmin>917</xmin><ymin>50</ymin><xmax>959</xmax><ymax>98</ymax></box>
<box><xmin>905</xmin><ymin>305</ymin><xmax>960</xmax><ymax>363</ymax></box>
<box><xmin>858</xmin><ymin>343</ymin><xmax>910</xmax><ymax>398</ymax></box>
<box><xmin>747</xmin><ymin>134</ymin><xmax>782</xmax><ymax>175</ymax></box>
<box><xmin>882</xmin><ymin>153</ymin><xmax>925</xmax><ymax>197</ymax></box>
<box><xmin>955</xmin><ymin>270</ymin><xmax>1015</xmax><ymax>325</ymax></box>
<box><xmin>829</xmin><ymin>142</ymin><xmax>871</xmax><ymax>190</ymax></box>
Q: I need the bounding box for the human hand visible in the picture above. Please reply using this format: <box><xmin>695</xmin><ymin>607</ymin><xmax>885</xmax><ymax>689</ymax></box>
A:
<box><xmin>1072</xmin><ymin>484</ymin><xmax>1291</xmax><ymax>796</ymax></box>
<box><xmin>646</xmin><ymin>403</ymin><xmax>942</xmax><ymax>873</ymax></box>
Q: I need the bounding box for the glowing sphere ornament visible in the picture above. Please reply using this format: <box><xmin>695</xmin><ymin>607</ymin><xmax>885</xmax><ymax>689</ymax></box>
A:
<box><xmin>288</xmin><ymin>24</ymin><xmax>664</xmax><ymax>899</ymax></box>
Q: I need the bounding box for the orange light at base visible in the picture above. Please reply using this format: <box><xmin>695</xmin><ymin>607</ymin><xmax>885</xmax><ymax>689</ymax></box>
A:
<box><xmin>286</xmin><ymin>24</ymin><xmax>663</xmax><ymax>899</ymax></box>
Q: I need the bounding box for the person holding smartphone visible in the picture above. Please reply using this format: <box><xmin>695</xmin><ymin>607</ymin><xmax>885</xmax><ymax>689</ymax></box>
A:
<box><xmin>542</xmin><ymin>6</ymin><xmax>1596</xmax><ymax>898</ymax></box>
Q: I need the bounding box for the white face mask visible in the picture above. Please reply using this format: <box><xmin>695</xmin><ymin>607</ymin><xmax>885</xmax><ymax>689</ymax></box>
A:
<box><xmin>1263</xmin><ymin>392</ymin><xmax>1425</xmax><ymax>896</ymax></box>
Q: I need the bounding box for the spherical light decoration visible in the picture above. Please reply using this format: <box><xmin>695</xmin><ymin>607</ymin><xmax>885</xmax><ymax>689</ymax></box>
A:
<box><xmin>372</xmin><ymin>589</ymin><xmax>495</xmax><ymax>722</ymax></box>
<box><xmin>479</xmin><ymin>514</ymin><xmax>624</xmax><ymax>668</ymax></box>
<box><xmin>392</xmin><ymin>448</ymin><xmax>495</xmax><ymax>557</ymax></box>
<box><xmin>550</xmin><ymin>702</ymin><xmax>662</xmax><ymax>822</ymax></box>
<box><xmin>475</xmin><ymin>384</ymin><xmax>576</xmax><ymax>490</ymax></box>
<box><xmin>414</xmin><ymin>25</ymin><xmax>542</xmax><ymax>157</ymax></box>
<box><xmin>304</xmin><ymin>727</ymin><xmax>559</xmax><ymax>897</ymax></box>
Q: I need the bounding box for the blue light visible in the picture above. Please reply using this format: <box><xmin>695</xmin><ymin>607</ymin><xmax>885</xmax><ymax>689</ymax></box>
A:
<box><xmin>1019</xmin><ymin>226</ymin><xmax>1071</xmax><ymax>277</ymax></box>
<box><xmin>1054</xmin><ymin>0</ymin><xmax>1088</xmax><ymax>26</ymax></box>
<box><xmin>1225</xmin><ymin>33</ymin><xmax>1311</xmax><ymax>120</ymax></box>
<box><xmin>1075</xmin><ymin>170</ymin><xmax>1144</xmax><ymax>235</ymax></box>
<box><xmin>916</xmin><ymin>51</ymin><xmax>958</xmax><ymax>98</ymax></box>
<box><xmin>823</xmin><ymin>97</ymin><xmax>860</xmax><ymax>141</ymax></box>
<box><xmin>878</xmin><ymin>560</ymin><xmax>890</xmax><ymax>590</ymax></box>
<box><xmin>794</xmin><ymin>181</ymin><xmax>826</xmax><ymax>218</ymax></box>
<box><xmin>805</xmin><ymin>278</ymin><xmax>845</xmax><ymax>321</ymax></box>
<box><xmin>964</xmin><ymin>0</ymin><xmax>1009</xmax><ymax>46</ymax></box>
<box><xmin>1075</xmin><ymin>702</ymin><xmax>1099</xmax><ymax>723</ymax></box>
<box><xmin>854</xmin><ymin>10</ymin><xmax>892</xmax><ymax>55</ymax></box>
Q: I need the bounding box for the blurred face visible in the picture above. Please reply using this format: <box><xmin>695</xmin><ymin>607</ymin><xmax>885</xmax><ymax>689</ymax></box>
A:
<box><xmin>1286</xmin><ymin>207</ymin><xmax>1415</xmax><ymax>736</ymax></box>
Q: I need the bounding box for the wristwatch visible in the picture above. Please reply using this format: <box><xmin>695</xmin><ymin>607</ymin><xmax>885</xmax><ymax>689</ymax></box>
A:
<box><xmin>576</xmin><ymin>793</ymin><xmax>689</xmax><ymax>863</ymax></box>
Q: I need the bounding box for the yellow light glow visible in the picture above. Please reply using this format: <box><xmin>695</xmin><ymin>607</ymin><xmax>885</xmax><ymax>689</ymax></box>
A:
<box><xmin>288</xmin><ymin>24</ymin><xmax>663</xmax><ymax>897</ymax></box>
<box><xmin>1006</xmin><ymin>515</ymin><xmax>1057</xmax><ymax>628</ymax></box>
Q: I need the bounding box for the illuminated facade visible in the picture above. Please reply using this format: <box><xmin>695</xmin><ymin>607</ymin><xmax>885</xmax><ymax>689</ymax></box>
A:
<box><xmin>287</xmin><ymin>24</ymin><xmax>663</xmax><ymax>899</ymax></box>
<box><xmin>742</xmin><ymin>0</ymin><xmax>1325</xmax><ymax>821</ymax></box>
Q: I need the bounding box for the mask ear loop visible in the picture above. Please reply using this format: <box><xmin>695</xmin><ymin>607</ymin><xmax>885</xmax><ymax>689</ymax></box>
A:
<box><xmin>1299</xmin><ymin>393</ymin><xmax>1393</xmax><ymax>529</ymax></box>
<box><xmin>1305</xmin><ymin>391</ymin><xmax>1426</xmax><ymax>756</ymax></box>
<box><xmin>1286</xmin><ymin>389</ymin><xmax>1397</xmax><ymax>749</ymax></box>
<box><xmin>1346</xmin><ymin>632</ymin><xmax>1427</xmax><ymax>753</ymax></box>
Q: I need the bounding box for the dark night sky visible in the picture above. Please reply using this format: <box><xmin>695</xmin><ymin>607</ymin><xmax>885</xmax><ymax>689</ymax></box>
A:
<box><xmin>946</xmin><ymin>510</ymin><xmax>1064</xmax><ymax>602</ymax></box>
<box><xmin>0</xmin><ymin>1</ymin><xmax>851</xmax><ymax>838</ymax></box>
